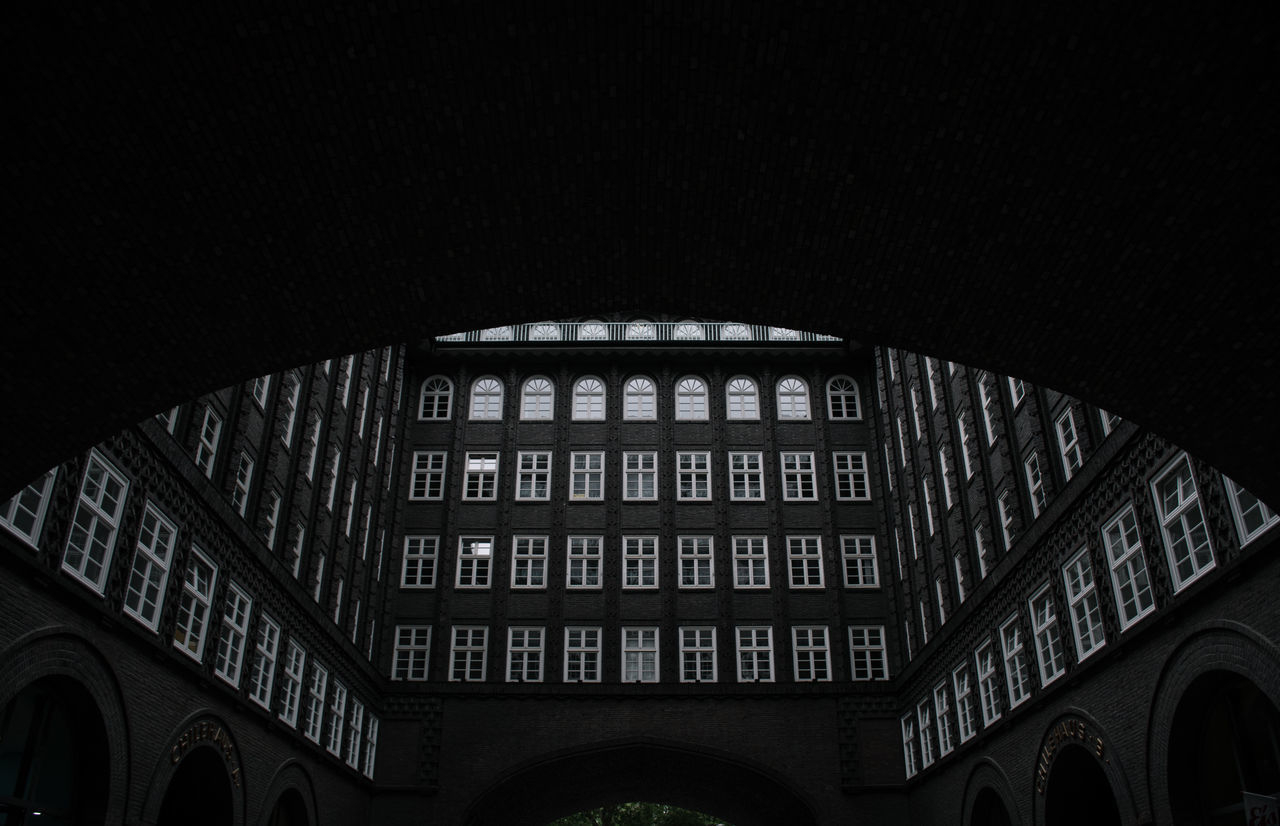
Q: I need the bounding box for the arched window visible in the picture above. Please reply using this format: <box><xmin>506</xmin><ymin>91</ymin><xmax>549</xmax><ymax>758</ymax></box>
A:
<box><xmin>827</xmin><ymin>375</ymin><xmax>862</xmax><ymax>420</ymax></box>
<box><xmin>419</xmin><ymin>376</ymin><xmax>453</xmax><ymax>420</ymax></box>
<box><xmin>726</xmin><ymin>377</ymin><xmax>760</xmax><ymax>420</ymax></box>
<box><xmin>776</xmin><ymin>377</ymin><xmax>810</xmax><ymax>420</ymax></box>
<box><xmin>624</xmin><ymin>377</ymin><xmax>657</xmax><ymax>420</ymax></box>
<box><xmin>625</xmin><ymin>318</ymin><xmax>655</xmax><ymax>340</ymax></box>
<box><xmin>578</xmin><ymin>319</ymin><xmax>608</xmax><ymax>341</ymax></box>
<box><xmin>529</xmin><ymin>322</ymin><xmax>561</xmax><ymax>341</ymax></box>
<box><xmin>521</xmin><ymin>377</ymin><xmax>555</xmax><ymax>420</ymax></box>
<box><xmin>470</xmin><ymin>377</ymin><xmax>504</xmax><ymax>420</ymax></box>
<box><xmin>769</xmin><ymin>326</ymin><xmax>800</xmax><ymax>341</ymax></box>
<box><xmin>573</xmin><ymin>377</ymin><xmax>606</xmax><ymax>420</ymax></box>
<box><xmin>675</xmin><ymin>377</ymin><xmax>709</xmax><ymax>420</ymax></box>
<box><xmin>673</xmin><ymin>320</ymin><xmax>705</xmax><ymax>340</ymax></box>
<box><xmin>721</xmin><ymin>323</ymin><xmax>751</xmax><ymax>340</ymax></box>
<box><xmin>480</xmin><ymin>325</ymin><xmax>513</xmax><ymax>341</ymax></box>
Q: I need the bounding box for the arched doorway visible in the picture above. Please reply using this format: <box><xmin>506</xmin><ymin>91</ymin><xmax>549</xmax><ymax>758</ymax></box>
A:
<box><xmin>266</xmin><ymin>788</ymin><xmax>309</xmax><ymax>826</ymax></box>
<box><xmin>1168</xmin><ymin>671</ymin><xmax>1280</xmax><ymax>825</ymax></box>
<box><xmin>0</xmin><ymin>676</ymin><xmax>110</xmax><ymax>825</ymax></box>
<box><xmin>1043</xmin><ymin>744</ymin><xmax>1121</xmax><ymax>826</ymax></box>
<box><xmin>158</xmin><ymin>746</ymin><xmax>234</xmax><ymax>826</ymax></box>
<box><xmin>970</xmin><ymin>787</ymin><xmax>1013</xmax><ymax>826</ymax></box>
<box><xmin>464</xmin><ymin>740</ymin><xmax>817</xmax><ymax>826</ymax></box>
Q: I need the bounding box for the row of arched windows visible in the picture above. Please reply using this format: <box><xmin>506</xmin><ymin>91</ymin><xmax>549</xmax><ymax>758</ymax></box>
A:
<box><xmin>419</xmin><ymin>375</ymin><xmax>863</xmax><ymax>422</ymax></box>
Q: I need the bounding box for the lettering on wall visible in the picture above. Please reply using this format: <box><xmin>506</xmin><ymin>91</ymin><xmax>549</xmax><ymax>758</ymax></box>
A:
<box><xmin>169</xmin><ymin>719</ymin><xmax>243</xmax><ymax>788</ymax></box>
<box><xmin>1035</xmin><ymin>717</ymin><xmax>1105</xmax><ymax>795</ymax></box>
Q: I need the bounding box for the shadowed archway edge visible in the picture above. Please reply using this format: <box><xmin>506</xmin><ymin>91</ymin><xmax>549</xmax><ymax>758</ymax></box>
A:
<box><xmin>4</xmin><ymin>6</ymin><xmax>1277</xmax><ymax>503</ymax></box>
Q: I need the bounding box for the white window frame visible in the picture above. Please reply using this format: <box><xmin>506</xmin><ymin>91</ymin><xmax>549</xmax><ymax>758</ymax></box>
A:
<box><xmin>786</xmin><ymin>536</ymin><xmax>824</xmax><ymax>589</ymax></box>
<box><xmin>1025</xmin><ymin>452</ymin><xmax>1047</xmax><ymax>518</ymax></box>
<box><xmin>252</xmin><ymin>374</ymin><xmax>271</xmax><ymax>408</ymax></box>
<box><xmin>977</xmin><ymin>373</ymin><xmax>998</xmax><ymax>446</ymax></box>
<box><xmin>840</xmin><ymin>535</ymin><xmax>878</xmax><ymax>589</ymax></box>
<box><xmin>792</xmin><ymin>626</ymin><xmax>832</xmax><ymax>682</ymax></box>
<box><xmin>277</xmin><ymin>639</ymin><xmax>306</xmax><ymax>727</ymax></box>
<box><xmin>997</xmin><ymin>490</ymin><xmax>1016</xmax><ymax>550</ymax></box>
<box><xmin>974</xmin><ymin>639</ymin><xmax>1002</xmax><ymax>727</ymax></box>
<box><xmin>569</xmin><ymin>452</ymin><xmax>604</xmax><ymax>501</ymax></box>
<box><xmin>345</xmin><ymin>699</ymin><xmax>364</xmax><ymax>769</ymax></box>
<box><xmin>938</xmin><ymin>447</ymin><xmax>955</xmax><ymax>511</ymax></box>
<box><xmin>776</xmin><ymin>376</ymin><xmax>811</xmax><ymax>420</ymax></box>
<box><xmin>826</xmin><ymin>375</ymin><xmax>862</xmax><ymax>420</ymax></box>
<box><xmin>974</xmin><ymin>522</ymin><xmax>992</xmax><ymax>579</ymax></box>
<box><xmin>419</xmin><ymin>375</ymin><xmax>453</xmax><ymax>420</ymax></box>
<box><xmin>393</xmin><ymin>626</ymin><xmax>431</xmax><ymax>681</ymax></box>
<box><xmin>469</xmin><ymin>376</ymin><xmax>504</xmax><ymax>420</ymax></box>
<box><xmin>173</xmin><ymin>545</ymin><xmax>218</xmax><ymax>662</ymax></box>
<box><xmin>520</xmin><ymin>376</ymin><xmax>555</xmax><ymax>420</ymax></box>
<box><xmin>999</xmin><ymin>614</ymin><xmax>1031</xmax><ymax>710</ymax></box>
<box><xmin>401</xmin><ymin>536</ymin><xmax>438</xmax><ymax>588</ymax></box>
<box><xmin>1151</xmin><ymin>453</ymin><xmax>1216</xmax><ymax>591</ymax></box>
<box><xmin>957</xmin><ymin>411</ymin><xmax>975</xmax><ymax>480</ymax></box>
<box><xmin>312</xmin><ymin>552</ymin><xmax>326</xmax><ymax>602</ymax></box>
<box><xmin>729</xmin><ymin>452</ymin><xmax>765</xmax><ymax>501</ymax></box>
<box><xmin>1063</xmin><ymin>547</ymin><xmax>1106</xmax><ymax>662</ymax></box>
<box><xmin>1028</xmin><ymin>583</ymin><xmax>1066</xmax><ymax>687</ymax></box>
<box><xmin>230</xmin><ymin>452</ymin><xmax>254</xmax><ymax>516</ymax></box>
<box><xmin>449</xmin><ymin>626</ymin><xmax>488</xmax><ymax>682</ymax></box>
<box><xmin>362</xmin><ymin>716</ymin><xmax>379</xmax><ymax>779</ymax></box>
<box><xmin>262</xmin><ymin>489</ymin><xmax>281</xmax><ymax>551</ymax></box>
<box><xmin>507</xmin><ymin>627</ymin><xmax>545</xmax><ymax>683</ymax></box>
<box><xmin>515</xmin><ymin>451</ymin><xmax>551</xmax><ymax>501</ymax></box>
<box><xmin>462</xmin><ymin>452</ymin><xmax>499</xmax><ymax>501</ymax></box>
<box><xmin>623</xmin><ymin>536</ymin><xmax>659</xmax><ymax>589</ymax></box>
<box><xmin>572</xmin><ymin>376</ymin><xmax>606</xmax><ymax>420</ymax></box>
<box><xmin>623</xmin><ymin>451</ymin><xmax>657</xmax><ymax>501</ymax></box>
<box><xmin>732</xmin><ymin>536</ymin><xmax>770</xmax><ymax>588</ymax></box>
<box><xmin>679</xmin><ymin>626</ymin><xmax>717</xmax><ymax>683</ymax></box>
<box><xmin>922</xmin><ymin>477</ymin><xmax>936</xmax><ymax>536</ymax></box>
<box><xmin>925</xmin><ymin>358</ymin><xmax>939</xmax><ymax>410</ymax></box>
<box><xmin>902</xmin><ymin>714</ymin><xmax>918</xmax><ymax>779</ymax></box>
<box><xmin>848</xmin><ymin>626</ymin><xmax>888</xmax><ymax>681</ymax></box>
<box><xmin>324</xmin><ymin>448</ymin><xmax>341</xmax><ymax>511</ymax></box>
<box><xmin>456</xmin><ymin>536</ymin><xmax>493</xmax><ymax>589</ymax></box>
<box><xmin>1102</xmin><ymin>504</ymin><xmax>1156</xmax><ymax>629</ymax></box>
<box><xmin>917</xmin><ymin>698</ymin><xmax>936</xmax><ymax>768</ymax></box>
<box><xmin>1224</xmin><ymin>476</ymin><xmax>1279</xmax><ymax>547</ymax></box>
<box><xmin>566</xmin><ymin>536</ymin><xmax>602</xmax><ymax>589</ymax></box>
<box><xmin>678</xmin><ymin>535</ymin><xmax>714</xmax><ymax>589</ymax></box>
<box><xmin>676</xmin><ymin>451</ymin><xmax>712</xmax><ymax>501</ymax></box>
<box><xmin>409</xmin><ymin>451</ymin><xmax>447</xmax><ymax>500</ymax></box>
<box><xmin>325</xmin><ymin>679</ymin><xmax>347</xmax><ymax>756</ymax></box>
<box><xmin>564</xmin><ymin>627</ymin><xmax>601</xmax><ymax>682</ymax></box>
<box><xmin>736</xmin><ymin>626</ymin><xmax>774</xmax><ymax>682</ymax></box>
<box><xmin>953</xmin><ymin>664</ymin><xmax>977</xmax><ymax>742</ymax></box>
<box><xmin>248</xmin><ymin>613</ymin><xmax>281</xmax><ymax>710</ymax></box>
<box><xmin>1007</xmin><ymin>376</ymin><xmax>1026</xmax><ymax>407</ymax></box>
<box><xmin>675</xmin><ymin>376</ymin><xmax>709</xmax><ymax>420</ymax></box>
<box><xmin>1</xmin><ymin>468</ymin><xmax>58</xmax><ymax>548</ymax></box>
<box><xmin>214</xmin><ymin>581</ymin><xmax>254</xmax><ymax>687</ymax></box>
<box><xmin>726</xmin><ymin>376</ymin><xmax>760</xmax><ymax>420</ymax></box>
<box><xmin>781</xmin><ymin>452</ymin><xmax>818</xmax><ymax>501</ymax></box>
<box><xmin>911</xmin><ymin>385</ymin><xmax>924</xmax><ymax>440</ymax></box>
<box><xmin>623</xmin><ymin>376</ymin><xmax>657</xmax><ymax>420</ymax></box>
<box><xmin>511</xmin><ymin>536</ymin><xmax>548</xmax><ymax>589</ymax></box>
<box><xmin>622</xmin><ymin>627</ymin><xmax>660</xmax><ymax>683</ymax></box>
<box><xmin>954</xmin><ymin>551</ymin><xmax>968</xmax><ymax>604</ymax></box>
<box><xmin>831</xmin><ymin>451</ymin><xmax>869</xmax><ymax>501</ymax></box>
<box><xmin>1056</xmin><ymin>407</ymin><xmax>1084</xmax><ymax>480</ymax></box>
<box><xmin>934</xmin><ymin>681</ymin><xmax>955</xmax><ymax>757</ymax></box>
<box><xmin>280</xmin><ymin>375</ymin><xmax>301</xmax><ymax>448</ymax></box>
<box><xmin>122</xmin><ymin>501</ymin><xmax>178</xmax><ymax>631</ymax></box>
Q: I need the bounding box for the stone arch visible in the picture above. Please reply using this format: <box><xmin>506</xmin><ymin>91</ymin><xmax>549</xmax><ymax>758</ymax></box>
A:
<box><xmin>1031</xmin><ymin>711</ymin><xmax>1138</xmax><ymax>826</ymax></box>
<box><xmin>141</xmin><ymin>711</ymin><xmax>247</xmax><ymax>826</ymax></box>
<box><xmin>0</xmin><ymin>628</ymin><xmax>131</xmax><ymax>824</ymax></box>
<box><xmin>961</xmin><ymin>758</ymin><xmax>1023</xmax><ymax>826</ymax></box>
<box><xmin>462</xmin><ymin>736</ymin><xmax>818</xmax><ymax>826</ymax></box>
<box><xmin>1148</xmin><ymin>621</ymin><xmax>1280</xmax><ymax>824</ymax></box>
<box><xmin>256</xmin><ymin>761</ymin><xmax>319</xmax><ymax>826</ymax></box>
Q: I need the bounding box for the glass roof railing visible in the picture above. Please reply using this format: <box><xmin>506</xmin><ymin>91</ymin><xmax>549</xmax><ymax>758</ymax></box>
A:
<box><xmin>435</xmin><ymin>320</ymin><xmax>842</xmax><ymax>345</ymax></box>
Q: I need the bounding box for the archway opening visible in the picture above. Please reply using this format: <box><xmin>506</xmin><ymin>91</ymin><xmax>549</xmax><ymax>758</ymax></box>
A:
<box><xmin>1043</xmin><ymin>744</ymin><xmax>1120</xmax><ymax>826</ymax></box>
<box><xmin>1168</xmin><ymin>671</ymin><xmax>1280</xmax><ymax>826</ymax></box>
<box><xmin>969</xmin><ymin>787</ymin><xmax>1012</xmax><ymax>826</ymax></box>
<box><xmin>266</xmin><ymin>788</ymin><xmax>309</xmax><ymax>826</ymax></box>
<box><xmin>0</xmin><ymin>675</ymin><xmax>110</xmax><ymax>826</ymax></box>
<box><xmin>157</xmin><ymin>745</ymin><xmax>233</xmax><ymax>826</ymax></box>
<box><xmin>465</xmin><ymin>741</ymin><xmax>816</xmax><ymax>826</ymax></box>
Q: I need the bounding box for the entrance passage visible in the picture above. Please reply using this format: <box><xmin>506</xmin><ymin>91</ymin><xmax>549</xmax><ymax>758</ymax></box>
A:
<box><xmin>0</xmin><ymin>676</ymin><xmax>109</xmax><ymax>826</ymax></box>
<box><xmin>1169</xmin><ymin>671</ymin><xmax>1280</xmax><ymax>825</ymax></box>
<box><xmin>1044</xmin><ymin>744</ymin><xmax>1121</xmax><ymax>826</ymax></box>
<box><xmin>970</xmin><ymin>788</ymin><xmax>1013</xmax><ymax>826</ymax></box>
<box><xmin>267</xmin><ymin>788</ymin><xmax>309</xmax><ymax>826</ymax></box>
<box><xmin>466</xmin><ymin>742</ymin><xmax>815</xmax><ymax>826</ymax></box>
<box><xmin>158</xmin><ymin>746</ymin><xmax>233</xmax><ymax>826</ymax></box>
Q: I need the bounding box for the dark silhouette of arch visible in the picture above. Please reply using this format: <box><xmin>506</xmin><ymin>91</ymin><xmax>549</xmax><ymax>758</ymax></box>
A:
<box><xmin>0</xmin><ymin>676</ymin><xmax>110</xmax><ymax>825</ymax></box>
<box><xmin>464</xmin><ymin>740</ymin><xmax>817</xmax><ymax>826</ymax></box>
<box><xmin>158</xmin><ymin>746</ymin><xmax>234</xmax><ymax>826</ymax></box>
<box><xmin>971</xmin><ymin>787</ymin><xmax>1014</xmax><ymax>826</ymax></box>
<box><xmin>1043</xmin><ymin>744</ymin><xmax>1121</xmax><ymax>826</ymax></box>
<box><xmin>266</xmin><ymin>789</ymin><xmax>309</xmax><ymax>826</ymax></box>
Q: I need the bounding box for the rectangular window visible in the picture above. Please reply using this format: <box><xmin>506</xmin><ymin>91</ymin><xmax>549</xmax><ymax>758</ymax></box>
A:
<box><xmin>904</xmin><ymin>618</ymin><xmax>914</xmax><ymax>663</ymax></box>
<box><xmin>917</xmin><ymin>698</ymin><xmax>936</xmax><ymax>768</ymax></box>
<box><xmin>922</xmin><ymin>477</ymin><xmax>936</xmax><ymax>536</ymax></box>
<box><xmin>884</xmin><ymin>443</ymin><xmax>894</xmax><ymax>492</ymax></box>
<box><xmin>787</xmin><ymin>536</ymin><xmax>824</xmax><ymax>588</ymax></box>
<box><xmin>326</xmin><ymin>679</ymin><xmax>347</xmax><ymax>756</ymax></box>
<box><xmin>934</xmin><ymin>681</ymin><xmax>955</xmax><ymax>756</ymax></box>
<box><xmin>345</xmin><ymin>699</ymin><xmax>364</xmax><ymax>769</ymax></box>
<box><xmin>331</xmin><ymin>577</ymin><xmax>344</xmax><ymax>624</ymax></box>
<box><xmin>781</xmin><ymin>452</ymin><xmax>818</xmax><ymax>501</ymax></box>
<box><xmin>570</xmin><ymin>452</ymin><xmax>604</xmax><ymax>500</ymax></box>
<box><xmin>507</xmin><ymin>627</ymin><xmax>545</xmax><ymax>682</ymax></box>
<box><xmin>281</xmin><ymin>374</ymin><xmax>301</xmax><ymax>448</ymax></box>
<box><xmin>312</xmin><ymin>552</ymin><xmax>325</xmax><ymax>602</ymax></box>
<box><xmin>974</xmin><ymin>639</ymin><xmax>1002</xmax><ymax>726</ymax></box>
<box><xmin>677</xmin><ymin>452</ymin><xmax>711</xmax><ymax>500</ymax></box>
<box><xmin>920</xmin><ymin>600</ymin><xmax>930</xmax><ymax>646</ymax></box>
<box><xmin>214</xmin><ymin>582</ymin><xmax>253</xmax><ymax>687</ymax></box>
<box><xmin>409</xmin><ymin>451</ymin><xmax>447</xmax><ymax>500</ymax></box>
<box><xmin>1099</xmin><ymin>408</ymin><xmax>1123</xmax><ymax>435</ymax></box>
<box><xmin>792</xmin><ymin>626</ymin><xmax>831</xmax><ymax>682</ymax></box>
<box><xmin>840</xmin><ymin>535</ymin><xmax>878</xmax><ymax>588</ymax></box>
<box><xmin>1063</xmin><ymin>548</ymin><xmax>1106</xmax><ymax>661</ymax></box>
<box><xmin>957</xmin><ymin>412</ymin><xmax>975</xmax><ymax>479</ymax></box>
<box><xmin>1152</xmin><ymin>454</ymin><xmax>1215</xmax><ymax>591</ymax></box>
<box><xmin>1</xmin><ymin>468</ymin><xmax>57</xmax><ymax>548</ymax></box>
<box><xmin>736</xmin><ymin>627</ymin><xmax>774</xmax><ymax>682</ymax></box>
<box><xmin>623</xmin><ymin>627</ymin><xmax>659</xmax><ymax>683</ymax></box>
<box><xmin>231</xmin><ymin>452</ymin><xmax>254</xmax><ymax>516</ymax></box>
<box><xmin>623</xmin><ymin>452</ymin><xmax>657</xmax><ymax>500</ymax></box>
<box><xmin>343</xmin><ymin>478</ymin><xmax>357</xmax><ymax>536</ymax></box>
<box><xmin>1224</xmin><ymin>477</ymin><xmax>1279</xmax><ymax>546</ymax></box>
<box><xmin>277</xmin><ymin>640</ymin><xmax>306</xmax><ymax>727</ymax></box>
<box><xmin>511</xmin><ymin>536</ymin><xmax>548</xmax><ymax>588</ymax></box>
<box><xmin>1024</xmin><ymin>453</ymin><xmax>1047</xmax><ymax>518</ymax></box>
<box><xmin>977</xmin><ymin>373</ymin><xmax>998</xmax><ymax>446</ymax></box>
<box><xmin>997</xmin><ymin>490</ymin><xmax>1016</xmax><ymax>550</ymax></box>
<box><xmin>463</xmin><ymin>452</ymin><xmax>499</xmax><ymax>500</ymax></box>
<box><xmin>1056</xmin><ymin>408</ymin><xmax>1084</xmax><ymax>480</ymax></box>
<box><xmin>1102</xmin><ymin>504</ymin><xmax>1156</xmax><ymax>629</ymax></box>
<box><xmin>63</xmin><ymin>451</ymin><xmax>129</xmax><ymax>593</ymax></box>
<box><xmin>362</xmin><ymin>716</ymin><xmax>379</xmax><ymax>779</ymax></box>
<box><xmin>248</xmin><ymin>614</ymin><xmax>281</xmax><ymax>709</ymax></box>
<box><xmin>832</xmin><ymin>452</ymin><xmax>870</xmax><ymax>500</ymax></box>
<box><xmin>938</xmin><ymin>448</ymin><xmax>954</xmax><ymax>510</ymax></box>
<box><xmin>325</xmin><ymin>449</ymin><xmax>341</xmax><ymax>511</ymax></box>
<box><xmin>1008</xmin><ymin>377</ymin><xmax>1026</xmax><ymax>407</ymax></box>
<box><xmin>953</xmin><ymin>664</ymin><xmax>977</xmax><ymax>742</ymax></box>
<box><xmin>156</xmin><ymin>406</ymin><xmax>179</xmax><ymax>434</ymax></box>
<box><xmin>733</xmin><ymin>536</ymin><xmax>769</xmax><ymax>588</ymax></box>
<box><xmin>564</xmin><ymin>627</ymin><xmax>601</xmax><ymax>682</ymax></box>
<box><xmin>678</xmin><ymin>536</ymin><xmax>714</xmax><ymax>588</ymax></box>
<box><xmin>1000</xmin><ymin>614</ymin><xmax>1032</xmax><ymax>709</ymax></box>
<box><xmin>456</xmin><ymin>536</ymin><xmax>493</xmax><ymax>588</ymax></box>
<box><xmin>911</xmin><ymin>386</ymin><xmax>924</xmax><ymax>440</ymax></box>
<box><xmin>954</xmin><ymin>552</ymin><xmax>968</xmax><ymax>603</ymax></box>
<box><xmin>450</xmin><ymin>626</ymin><xmax>488</xmax><ymax>682</ymax></box>
<box><xmin>567</xmin><ymin>536</ymin><xmax>602</xmax><ymax>588</ymax></box>
<box><xmin>907</xmin><ymin>507</ymin><xmax>919</xmax><ymax>560</ymax></box>
<box><xmin>896</xmin><ymin>418</ymin><xmax>908</xmax><ymax>466</ymax></box>
<box><xmin>340</xmin><ymin>355</ymin><xmax>354</xmax><ymax>408</ymax></box>
<box><xmin>679</xmin><ymin>627</ymin><xmax>717</xmax><ymax>683</ymax></box>
<box><xmin>925</xmin><ymin>357</ymin><xmax>940</xmax><ymax>409</ymax></box>
<box><xmin>122</xmin><ymin>501</ymin><xmax>178</xmax><ymax>631</ymax></box>
<box><xmin>400</xmin><ymin>536</ymin><xmax>437</xmax><ymax>588</ymax></box>
<box><xmin>1028</xmin><ymin>584</ymin><xmax>1066</xmax><ymax>687</ymax></box>
<box><xmin>729</xmin><ymin>452</ymin><xmax>765</xmax><ymax>500</ymax></box>
<box><xmin>193</xmin><ymin>407</ymin><xmax>222</xmax><ymax>477</ymax></box>
<box><xmin>848</xmin><ymin>626</ymin><xmax>888</xmax><ymax>681</ymax></box>
<box><xmin>173</xmin><ymin>546</ymin><xmax>218</xmax><ymax>662</ymax></box>
<box><xmin>302</xmin><ymin>663</ymin><xmax>328</xmax><ymax>743</ymax></box>
<box><xmin>902</xmin><ymin>714</ymin><xmax>918</xmax><ymax>779</ymax></box>
<box><xmin>935</xmin><ymin>578</ymin><xmax>948</xmax><ymax>626</ymax></box>
<box><xmin>974</xmin><ymin>522</ymin><xmax>992</xmax><ymax>579</ymax></box>
<box><xmin>393</xmin><ymin>626</ymin><xmax>431</xmax><ymax>681</ymax></box>
<box><xmin>262</xmin><ymin>490</ymin><xmax>281</xmax><ymax>551</ymax></box>
<box><xmin>623</xmin><ymin>536</ymin><xmax>659</xmax><ymax>589</ymax></box>
<box><xmin>305</xmin><ymin>416</ymin><xmax>322</xmax><ymax>481</ymax></box>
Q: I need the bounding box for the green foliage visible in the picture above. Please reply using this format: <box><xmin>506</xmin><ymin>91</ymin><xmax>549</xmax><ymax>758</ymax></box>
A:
<box><xmin>546</xmin><ymin>802</ymin><xmax>727</xmax><ymax>826</ymax></box>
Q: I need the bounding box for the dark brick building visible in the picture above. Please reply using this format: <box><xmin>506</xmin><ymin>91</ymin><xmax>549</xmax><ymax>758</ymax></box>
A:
<box><xmin>3</xmin><ymin>315</ymin><xmax>1277</xmax><ymax>825</ymax></box>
